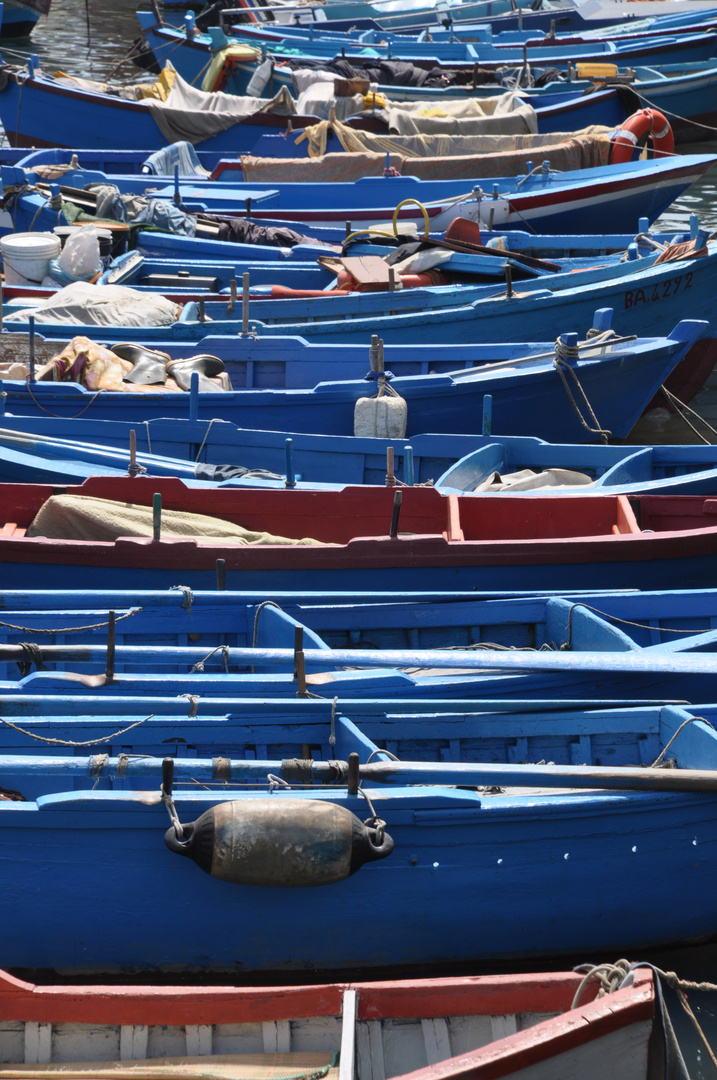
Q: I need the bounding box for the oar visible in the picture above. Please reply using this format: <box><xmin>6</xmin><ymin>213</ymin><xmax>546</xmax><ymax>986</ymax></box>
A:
<box><xmin>5</xmin><ymin>644</ymin><xmax>717</xmax><ymax>676</ymax></box>
<box><xmin>9</xmin><ymin>753</ymin><xmax>717</xmax><ymax>794</ymax></box>
<box><xmin>0</xmin><ymin>427</ymin><xmax>197</xmax><ymax>477</ymax></box>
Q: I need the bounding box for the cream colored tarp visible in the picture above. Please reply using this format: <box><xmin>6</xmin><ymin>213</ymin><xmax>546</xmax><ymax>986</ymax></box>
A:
<box><xmin>27</xmin><ymin>495</ymin><xmax>326</xmax><ymax>546</ymax></box>
<box><xmin>385</xmin><ymin>91</ymin><xmax>538</xmax><ymax>136</ymax></box>
<box><xmin>241</xmin><ymin>133</ymin><xmax>612</xmax><ymax>181</ymax></box>
<box><xmin>295</xmin><ymin>81</ymin><xmax>368</xmax><ymax>121</ymax></box>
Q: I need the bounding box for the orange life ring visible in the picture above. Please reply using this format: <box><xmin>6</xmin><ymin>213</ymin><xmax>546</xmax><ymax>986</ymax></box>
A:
<box><xmin>609</xmin><ymin>108</ymin><xmax>675</xmax><ymax>164</ymax></box>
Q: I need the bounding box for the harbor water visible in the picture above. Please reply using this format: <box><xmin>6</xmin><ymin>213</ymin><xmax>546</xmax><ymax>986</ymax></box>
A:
<box><xmin>2</xmin><ymin>0</ymin><xmax>717</xmax><ymax>1072</ymax></box>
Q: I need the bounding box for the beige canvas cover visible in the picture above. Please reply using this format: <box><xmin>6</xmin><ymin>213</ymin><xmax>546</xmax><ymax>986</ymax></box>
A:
<box><xmin>27</xmin><ymin>495</ymin><xmax>326</xmax><ymax>546</ymax></box>
<box><xmin>240</xmin><ymin>133</ymin><xmax>611</xmax><ymax>180</ymax></box>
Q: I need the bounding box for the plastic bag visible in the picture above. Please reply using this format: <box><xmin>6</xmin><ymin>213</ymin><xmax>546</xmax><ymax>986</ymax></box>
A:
<box><xmin>57</xmin><ymin>225</ymin><xmax>102</xmax><ymax>280</ymax></box>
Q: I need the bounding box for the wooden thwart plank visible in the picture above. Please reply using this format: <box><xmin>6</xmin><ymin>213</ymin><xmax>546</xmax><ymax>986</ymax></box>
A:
<box><xmin>340</xmin><ymin>256</ymin><xmax>392</xmax><ymax>285</ymax></box>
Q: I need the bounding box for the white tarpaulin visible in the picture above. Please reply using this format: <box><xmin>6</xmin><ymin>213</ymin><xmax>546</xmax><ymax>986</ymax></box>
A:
<box><xmin>4</xmin><ymin>282</ymin><xmax>180</xmax><ymax>327</ymax></box>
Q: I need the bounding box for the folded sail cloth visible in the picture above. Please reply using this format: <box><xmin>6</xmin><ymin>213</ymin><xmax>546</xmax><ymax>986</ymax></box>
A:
<box><xmin>4</xmin><ymin>282</ymin><xmax>180</xmax><ymax>328</ymax></box>
<box><xmin>292</xmin><ymin>122</ymin><xmax>611</xmax><ymax>163</ymax></box>
<box><xmin>27</xmin><ymin>496</ymin><xmax>327</xmax><ymax>546</ymax></box>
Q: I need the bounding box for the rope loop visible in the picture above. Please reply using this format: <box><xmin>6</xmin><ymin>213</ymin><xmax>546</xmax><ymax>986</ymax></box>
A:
<box><xmin>0</xmin><ymin>606</ymin><xmax>142</xmax><ymax>636</ymax></box>
<box><xmin>162</xmin><ymin>786</ymin><xmax>184</xmax><ymax>839</ymax></box>
<box><xmin>553</xmin><ymin>343</ymin><xmax>611</xmax><ymax>444</ymax></box>
<box><xmin>0</xmin><ymin>712</ymin><xmax>155</xmax><ymax>747</ymax></box>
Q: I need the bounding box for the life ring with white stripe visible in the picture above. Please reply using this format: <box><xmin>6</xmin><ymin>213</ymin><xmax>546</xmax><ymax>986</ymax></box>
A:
<box><xmin>610</xmin><ymin>109</ymin><xmax>675</xmax><ymax>164</ymax></box>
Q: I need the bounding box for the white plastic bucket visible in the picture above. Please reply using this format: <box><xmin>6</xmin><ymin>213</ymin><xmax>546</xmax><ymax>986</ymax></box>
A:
<box><xmin>1</xmin><ymin>232</ymin><xmax>62</xmax><ymax>285</ymax></box>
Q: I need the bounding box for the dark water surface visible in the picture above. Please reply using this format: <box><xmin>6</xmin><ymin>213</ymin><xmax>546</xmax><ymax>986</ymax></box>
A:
<box><xmin>3</xmin><ymin>2</ymin><xmax>717</xmax><ymax>1072</ymax></box>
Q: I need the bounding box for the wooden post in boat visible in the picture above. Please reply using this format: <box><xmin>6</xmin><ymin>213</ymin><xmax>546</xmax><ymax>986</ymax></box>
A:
<box><xmin>198</xmin><ymin>298</ymin><xmax>205</xmax><ymax>323</ymax></box>
<box><xmin>403</xmin><ymin>445</ymin><xmax>414</xmax><ymax>486</ymax></box>
<box><xmin>189</xmin><ymin>372</ymin><xmax>199</xmax><ymax>421</ymax></box>
<box><xmin>294</xmin><ymin>625</ymin><xmax>308</xmax><ymax>697</ymax></box>
<box><xmin>388</xmin><ymin>268</ymin><xmax>396</xmax><ymax>292</ymax></box>
<box><xmin>390</xmin><ymin>489</ymin><xmax>402</xmax><ymax>538</ymax></box>
<box><xmin>28</xmin><ymin>316</ymin><xmax>35</xmax><ymax>382</ymax></box>
<box><xmin>482</xmin><ymin>394</ymin><xmax>493</xmax><ymax>435</ymax></box>
<box><xmin>285</xmin><ymin>438</ymin><xmax>296</xmax><ymax>488</ymax></box>
<box><xmin>505</xmin><ymin>265</ymin><xmax>513</xmax><ymax>299</ymax></box>
<box><xmin>348</xmin><ymin>753</ymin><xmax>359</xmax><ymax>795</ymax></box>
<box><xmin>128</xmin><ymin>429</ymin><xmax>140</xmax><ymax>477</ymax></box>
<box><xmin>216</xmin><ymin>559</ymin><xmax>226</xmax><ymax>591</ymax></box>
<box><xmin>227</xmin><ymin>278</ymin><xmax>237</xmax><ymax>315</ymax></box>
<box><xmin>386</xmin><ymin>447</ymin><xmax>396</xmax><ymax>486</ymax></box>
<box><xmin>345</xmin><ymin>221</ymin><xmax>351</xmax><ymax>241</ymax></box>
<box><xmin>241</xmin><ymin>273</ymin><xmax>250</xmax><ymax>337</ymax></box>
<box><xmin>369</xmin><ymin>334</ymin><xmax>379</xmax><ymax>372</ymax></box>
<box><xmin>152</xmin><ymin>493</ymin><xmax>162</xmax><ymax>541</ymax></box>
<box><xmin>105</xmin><ymin>611</ymin><xmax>115</xmax><ymax>683</ymax></box>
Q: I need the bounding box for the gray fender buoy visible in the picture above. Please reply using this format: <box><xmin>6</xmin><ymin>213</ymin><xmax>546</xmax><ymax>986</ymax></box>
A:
<box><xmin>165</xmin><ymin>798</ymin><xmax>394</xmax><ymax>886</ymax></box>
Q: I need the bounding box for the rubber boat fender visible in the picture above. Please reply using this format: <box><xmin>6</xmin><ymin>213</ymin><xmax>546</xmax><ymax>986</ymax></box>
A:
<box><xmin>165</xmin><ymin>797</ymin><xmax>394</xmax><ymax>886</ymax></box>
<box><xmin>609</xmin><ymin>108</ymin><xmax>674</xmax><ymax>163</ymax></box>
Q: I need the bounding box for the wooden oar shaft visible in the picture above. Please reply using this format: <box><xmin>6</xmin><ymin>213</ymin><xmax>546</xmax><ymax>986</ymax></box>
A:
<box><xmin>7</xmin><ymin>754</ymin><xmax>717</xmax><ymax>793</ymax></box>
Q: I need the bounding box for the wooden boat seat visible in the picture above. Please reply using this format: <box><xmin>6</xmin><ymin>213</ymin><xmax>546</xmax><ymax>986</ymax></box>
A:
<box><xmin>1</xmin><ymin>523</ymin><xmax>26</xmax><ymax>537</ymax></box>
<box><xmin>612</xmin><ymin>495</ymin><xmax>641</xmax><ymax>535</ymax></box>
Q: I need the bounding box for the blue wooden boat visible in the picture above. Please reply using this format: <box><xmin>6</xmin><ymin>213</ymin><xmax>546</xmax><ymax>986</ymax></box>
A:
<box><xmin>7</xmin><ymin>152</ymin><xmax>714</xmax><ymax>233</ymax></box>
<box><xmin>9</xmin><ymin>419</ymin><xmax>717</xmax><ymax>496</ymax></box>
<box><xmin>0</xmin><ymin>57</ymin><xmax>638</xmax><ymax>153</ymax></box>
<box><xmin>201</xmin><ymin>0</ymin><xmax>717</xmax><ymax>34</ymax></box>
<box><xmin>0</xmin><ymin>0</ymin><xmax>49</xmax><ymax>38</ymax></box>
<box><xmin>3</xmin><ymin>585</ymin><xmax>717</xmax><ymax>702</ymax></box>
<box><xmin>4</xmin><ymin>240</ymin><xmax>714</xmax><ymax>346</ymax></box>
<box><xmin>136</xmin><ymin>12</ymin><xmax>717</xmax><ymax>93</ymax></box>
<box><xmin>0</xmin><ymin>696</ymin><xmax>716</xmax><ymax>971</ymax></box>
<box><xmin>2</xmin><ymin>236</ymin><xmax>672</xmax><ymax>301</ymax></box>
<box><xmin>2</xmin><ymin>475</ymin><xmax>717</xmax><ymax>592</ymax></box>
<box><xmin>0</xmin><ymin>965</ymin><xmax>672</xmax><ymax>1080</ymax></box>
<box><xmin>0</xmin><ymin>320</ymin><xmax>704</xmax><ymax>441</ymax></box>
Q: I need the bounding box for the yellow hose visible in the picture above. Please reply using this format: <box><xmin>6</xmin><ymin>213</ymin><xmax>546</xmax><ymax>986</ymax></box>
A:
<box><xmin>392</xmin><ymin>198</ymin><xmax>430</xmax><ymax>239</ymax></box>
<box><xmin>343</xmin><ymin>227</ymin><xmax>398</xmax><ymax>245</ymax></box>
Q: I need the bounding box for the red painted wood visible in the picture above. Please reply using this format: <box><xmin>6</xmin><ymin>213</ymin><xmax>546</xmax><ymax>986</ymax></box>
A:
<box><xmin>393</xmin><ymin>976</ymin><xmax>655</xmax><ymax>1080</ymax></box>
<box><xmin>0</xmin><ymin>969</ymin><xmax>652</xmax><ymax>1028</ymax></box>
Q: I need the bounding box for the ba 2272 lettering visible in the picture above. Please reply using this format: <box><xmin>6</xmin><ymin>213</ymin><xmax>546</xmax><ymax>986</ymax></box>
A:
<box><xmin>624</xmin><ymin>272</ymin><xmax>693</xmax><ymax>309</ymax></box>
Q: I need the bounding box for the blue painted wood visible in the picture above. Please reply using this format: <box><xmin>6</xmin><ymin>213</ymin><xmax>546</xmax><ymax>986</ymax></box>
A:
<box><xmin>0</xmin><ymin>321</ymin><xmax>704</xmax><ymax>443</ymax></box>
<box><xmin>0</xmin><ymin>697</ymin><xmax>715</xmax><ymax>972</ymax></box>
